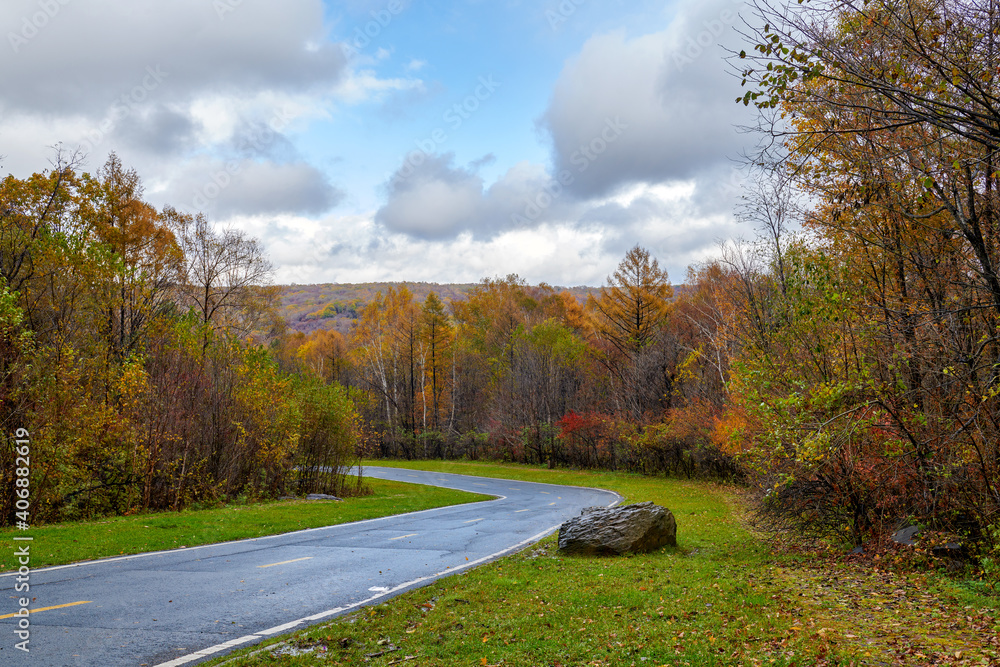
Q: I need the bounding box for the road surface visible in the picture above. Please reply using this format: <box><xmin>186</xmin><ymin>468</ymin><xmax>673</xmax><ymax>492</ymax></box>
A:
<box><xmin>0</xmin><ymin>466</ymin><xmax>619</xmax><ymax>666</ymax></box>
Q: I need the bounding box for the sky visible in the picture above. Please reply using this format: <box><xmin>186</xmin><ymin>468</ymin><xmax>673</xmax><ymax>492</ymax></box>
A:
<box><xmin>1</xmin><ymin>0</ymin><xmax>758</xmax><ymax>287</ymax></box>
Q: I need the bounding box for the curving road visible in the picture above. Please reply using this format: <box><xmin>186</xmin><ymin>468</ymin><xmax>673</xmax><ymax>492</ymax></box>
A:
<box><xmin>0</xmin><ymin>466</ymin><xmax>619</xmax><ymax>666</ymax></box>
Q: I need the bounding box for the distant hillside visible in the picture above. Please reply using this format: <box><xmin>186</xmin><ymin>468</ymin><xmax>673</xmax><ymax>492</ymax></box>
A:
<box><xmin>277</xmin><ymin>282</ymin><xmax>601</xmax><ymax>334</ymax></box>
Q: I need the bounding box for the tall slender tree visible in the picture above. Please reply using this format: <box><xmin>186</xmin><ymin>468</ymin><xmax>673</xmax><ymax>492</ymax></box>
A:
<box><xmin>589</xmin><ymin>245</ymin><xmax>673</xmax><ymax>420</ymax></box>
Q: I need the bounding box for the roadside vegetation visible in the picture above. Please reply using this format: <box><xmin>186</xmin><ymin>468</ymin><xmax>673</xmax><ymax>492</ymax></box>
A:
<box><xmin>205</xmin><ymin>463</ymin><xmax>1000</xmax><ymax>667</ymax></box>
<box><xmin>0</xmin><ymin>477</ymin><xmax>489</xmax><ymax>570</ymax></box>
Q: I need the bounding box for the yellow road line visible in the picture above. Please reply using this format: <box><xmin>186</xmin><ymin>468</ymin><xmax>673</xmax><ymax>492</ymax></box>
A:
<box><xmin>463</xmin><ymin>518</ymin><xmax>484</xmax><ymax>523</ymax></box>
<box><xmin>257</xmin><ymin>557</ymin><xmax>313</xmax><ymax>569</ymax></box>
<box><xmin>389</xmin><ymin>534</ymin><xmax>418</xmax><ymax>541</ymax></box>
<box><xmin>548</xmin><ymin>502</ymin><xmax>556</xmax><ymax>506</ymax></box>
<box><xmin>0</xmin><ymin>601</ymin><xmax>91</xmax><ymax>619</ymax></box>
<box><xmin>514</xmin><ymin>509</ymin><xmax>530</xmax><ymax>513</ymax></box>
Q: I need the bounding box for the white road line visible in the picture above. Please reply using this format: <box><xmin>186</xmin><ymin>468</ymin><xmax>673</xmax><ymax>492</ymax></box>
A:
<box><xmin>152</xmin><ymin>635</ymin><xmax>258</xmax><ymax>666</ymax></box>
<box><xmin>153</xmin><ymin>524</ymin><xmax>561</xmax><ymax>667</ymax></box>
<box><xmin>463</xmin><ymin>518</ymin><xmax>484</xmax><ymax>524</ymax></box>
<box><xmin>258</xmin><ymin>619</ymin><xmax>302</xmax><ymax>636</ymax></box>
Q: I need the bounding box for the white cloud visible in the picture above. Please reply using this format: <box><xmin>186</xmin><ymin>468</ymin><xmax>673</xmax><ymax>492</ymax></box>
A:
<box><xmin>541</xmin><ymin>0</ymin><xmax>752</xmax><ymax>198</ymax></box>
<box><xmin>332</xmin><ymin>70</ymin><xmax>425</xmax><ymax>105</ymax></box>
<box><xmin>0</xmin><ymin>0</ymin><xmax>416</xmax><ymax>221</ymax></box>
<box><xmin>1</xmin><ymin>0</ymin><xmax>347</xmax><ymax>116</ymax></box>
<box><xmin>271</xmin><ymin>160</ymin><xmax>743</xmax><ymax>287</ymax></box>
<box><xmin>270</xmin><ymin>214</ymin><xmax>614</xmax><ymax>286</ymax></box>
<box><xmin>165</xmin><ymin>158</ymin><xmax>344</xmax><ymax>218</ymax></box>
<box><xmin>376</xmin><ymin>154</ymin><xmax>586</xmax><ymax>239</ymax></box>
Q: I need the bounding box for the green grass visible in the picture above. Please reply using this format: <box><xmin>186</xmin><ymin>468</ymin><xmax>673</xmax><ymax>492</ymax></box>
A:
<box><xmin>0</xmin><ymin>477</ymin><xmax>491</xmax><ymax>571</ymax></box>
<box><xmin>203</xmin><ymin>461</ymin><xmax>1000</xmax><ymax>666</ymax></box>
<box><xmin>201</xmin><ymin>463</ymin><xmax>840</xmax><ymax>666</ymax></box>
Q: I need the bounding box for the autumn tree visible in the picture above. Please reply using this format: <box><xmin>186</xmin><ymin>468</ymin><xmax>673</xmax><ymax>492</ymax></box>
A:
<box><xmin>591</xmin><ymin>246</ymin><xmax>672</xmax><ymax>356</ymax></box>
<box><xmin>508</xmin><ymin>318</ymin><xmax>588</xmax><ymax>464</ymax></box>
<box><xmin>589</xmin><ymin>246</ymin><xmax>674</xmax><ymax>421</ymax></box>
<box><xmin>0</xmin><ymin>157</ymin><xmax>78</xmax><ymax>293</ymax></box>
<box><xmin>420</xmin><ymin>292</ymin><xmax>452</xmax><ymax>432</ymax></box>
<box><xmin>0</xmin><ymin>150</ymin><xmax>87</xmax><ymax>340</ymax></box>
<box><xmin>79</xmin><ymin>153</ymin><xmax>182</xmax><ymax>359</ymax></box>
<box><xmin>292</xmin><ymin>375</ymin><xmax>361</xmax><ymax>496</ymax></box>
<box><xmin>0</xmin><ymin>152</ymin><xmax>378</xmax><ymax>524</ymax></box>
<box><xmin>733</xmin><ymin>0</ymin><xmax>1000</xmax><ymax>546</ymax></box>
<box><xmin>741</xmin><ymin>0</ymin><xmax>1000</xmax><ymax>319</ymax></box>
<box><xmin>450</xmin><ymin>275</ymin><xmax>535</xmax><ymax>439</ymax></box>
<box><xmin>351</xmin><ymin>286</ymin><xmax>423</xmax><ymax>456</ymax></box>
<box><xmin>0</xmin><ymin>282</ymin><xmax>34</xmax><ymax>523</ymax></box>
<box><xmin>297</xmin><ymin>328</ymin><xmax>353</xmax><ymax>387</ymax></box>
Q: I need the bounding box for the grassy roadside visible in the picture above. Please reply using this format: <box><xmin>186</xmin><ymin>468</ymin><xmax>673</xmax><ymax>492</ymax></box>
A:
<box><xmin>1</xmin><ymin>477</ymin><xmax>491</xmax><ymax>571</ymax></box>
<box><xmin>204</xmin><ymin>461</ymin><xmax>1000</xmax><ymax>667</ymax></box>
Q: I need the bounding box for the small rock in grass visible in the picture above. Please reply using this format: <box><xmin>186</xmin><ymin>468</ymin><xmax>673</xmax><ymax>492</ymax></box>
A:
<box><xmin>306</xmin><ymin>493</ymin><xmax>342</xmax><ymax>501</ymax></box>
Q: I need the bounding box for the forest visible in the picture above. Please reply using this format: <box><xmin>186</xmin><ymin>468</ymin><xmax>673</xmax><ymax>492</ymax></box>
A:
<box><xmin>1</xmin><ymin>0</ymin><xmax>998</xmax><ymax>571</ymax></box>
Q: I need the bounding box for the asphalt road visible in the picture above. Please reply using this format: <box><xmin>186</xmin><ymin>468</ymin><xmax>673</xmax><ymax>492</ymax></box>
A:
<box><xmin>0</xmin><ymin>466</ymin><xmax>620</xmax><ymax>666</ymax></box>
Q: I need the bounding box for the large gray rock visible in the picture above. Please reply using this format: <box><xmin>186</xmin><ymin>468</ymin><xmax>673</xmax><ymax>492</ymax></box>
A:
<box><xmin>557</xmin><ymin>501</ymin><xmax>677</xmax><ymax>555</ymax></box>
<box><xmin>891</xmin><ymin>525</ymin><xmax>921</xmax><ymax>546</ymax></box>
<box><xmin>306</xmin><ymin>493</ymin><xmax>342</xmax><ymax>501</ymax></box>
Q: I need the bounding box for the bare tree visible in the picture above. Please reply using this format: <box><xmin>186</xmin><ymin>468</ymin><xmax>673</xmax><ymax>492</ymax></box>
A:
<box><xmin>166</xmin><ymin>208</ymin><xmax>279</xmax><ymax>349</ymax></box>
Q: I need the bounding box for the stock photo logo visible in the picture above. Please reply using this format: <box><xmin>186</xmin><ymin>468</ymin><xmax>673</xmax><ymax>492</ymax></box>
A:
<box><xmin>79</xmin><ymin>66</ymin><xmax>169</xmax><ymax>155</ymax></box>
<box><xmin>396</xmin><ymin>75</ymin><xmax>501</xmax><ymax>181</ymax></box>
<box><xmin>190</xmin><ymin>108</ymin><xmax>296</xmax><ymax>211</ymax></box>
<box><xmin>512</xmin><ymin>116</ymin><xmax>628</xmax><ymax>225</ymax></box>
<box><xmin>7</xmin><ymin>0</ymin><xmax>72</xmax><ymax>53</ymax></box>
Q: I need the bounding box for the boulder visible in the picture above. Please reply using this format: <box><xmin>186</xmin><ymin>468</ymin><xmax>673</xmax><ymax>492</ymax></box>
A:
<box><xmin>890</xmin><ymin>525</ymin><xmax>968</xmax><ymax>564</ymax></box>
<box><xmin>931</xmin><ymin>543</ymin><xmax>968</xmax><ymax>560</ymax></box>
<box><xmin>306</xmin><ymin>493</ymin><xmax>342</xmax><ymax>501</ymax></box>
<box><xmin>557</xmin><ymin>502</ymin><xmax>677</xmax><ymax>555</ymax></box>
<box><xmin>891</xmin><ymin>525</ymin><xmax>921</xmax><ymax>546</ymax></box>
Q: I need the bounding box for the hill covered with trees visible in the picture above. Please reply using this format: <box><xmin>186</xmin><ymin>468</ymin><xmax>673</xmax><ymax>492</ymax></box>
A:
<box><xmin>277</xmin><ymin>283</ymin><xmax>601</xmax><ymax>334</ymax></box>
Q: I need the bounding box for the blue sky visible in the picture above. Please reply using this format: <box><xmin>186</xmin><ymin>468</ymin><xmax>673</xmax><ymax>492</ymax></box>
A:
<box><xmin>1</xmin><ymin>0</ymin><xmax>756</xmax><ymax>286</ymax></box>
